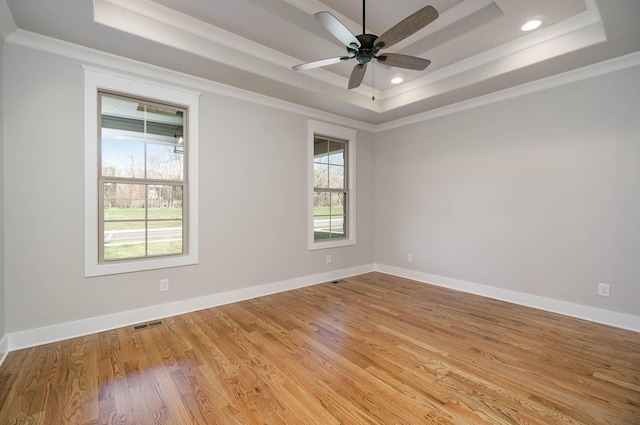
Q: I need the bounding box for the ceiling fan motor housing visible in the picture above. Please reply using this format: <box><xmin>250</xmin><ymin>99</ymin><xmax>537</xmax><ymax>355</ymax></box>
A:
<box><xmin>353</xmin><ymin>33</ymin><xmax>382</xmax><ymax>64</ymax></box>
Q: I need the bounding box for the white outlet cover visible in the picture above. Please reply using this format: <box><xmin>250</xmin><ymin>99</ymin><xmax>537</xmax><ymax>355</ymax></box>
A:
<box><xmin>160</xmin><ymin>279</ymin><xmax>169</xmax><ymax>291</ymax></box>
<box><xmin>597</xmin><ymin>283</ymin><xmax>610</xmax><ymax>297</ymax></box>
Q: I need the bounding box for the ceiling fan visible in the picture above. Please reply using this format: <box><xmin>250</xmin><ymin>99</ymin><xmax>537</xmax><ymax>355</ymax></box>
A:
<box><xmin>292</xmin><ymin>1</ymin><xmax>439</xmax><ymax>90</ymax></box>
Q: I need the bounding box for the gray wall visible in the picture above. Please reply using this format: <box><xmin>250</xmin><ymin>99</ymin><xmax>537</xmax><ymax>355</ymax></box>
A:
<box><xmin>3</xmin><ymin>33</ymin><xmax>639</xmax><ymax>339</ymax></box>
<box><xmin>375</xmin><ymin>65</ymin><xmax>640</xmax><ymax>316</ymax></box>
<box><xmin>3</xmin><ymin>43</ymin><xmax>375</xmax><ymax>333</ymax></box>
<box><xmin>0</xmin><ymin>34</ymin><xmax>6</xmax><ymax>347</ymax></box>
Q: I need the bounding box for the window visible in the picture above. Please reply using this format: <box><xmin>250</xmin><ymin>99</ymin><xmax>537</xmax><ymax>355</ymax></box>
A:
<box><xmin>99</xmin><ymin>92</ymin><xmax>186</xmax><ymax>262</ymax></box>
<box><xmin>308</xmin><ymin>121</ymin><xmax>356</xmax><ymax>250</ymax></box>
<box><xmin>84</xmin><ymin>67</ymin><xmax>200</xmax><ymax>276</ymax></box>
<box><xmin>313</xmin><ymin>136</ymin><xmax>347</xmax><ymax>240</ymax></box>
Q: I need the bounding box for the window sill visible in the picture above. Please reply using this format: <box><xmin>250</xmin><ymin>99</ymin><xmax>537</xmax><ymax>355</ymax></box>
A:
<box><xmin>85</xmin><ymin>253</ymin><xmax>198</xmax><ymax>277</ymax></box>
<box><xmin>308</xmin><ymin>238</ymin><xmax>356</xmax><ymax>251</ymax></box>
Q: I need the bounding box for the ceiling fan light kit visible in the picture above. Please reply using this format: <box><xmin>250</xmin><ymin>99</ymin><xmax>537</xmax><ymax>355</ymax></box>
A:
<box><xmin>292</xmin><ymin>1</ymin><xmax>439</xmax><ymax>90</ymax></box>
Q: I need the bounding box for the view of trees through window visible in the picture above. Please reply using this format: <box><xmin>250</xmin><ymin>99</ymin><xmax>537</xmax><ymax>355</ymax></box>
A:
<box><xmin>313</xmin><ymin>136</ymin><xmax>347</xmax><ymax>240</ymax></box>
<box><xmin>100</xmin><ymin>92</ymin><xmax>186</xmax><ymax>261</ymax></box>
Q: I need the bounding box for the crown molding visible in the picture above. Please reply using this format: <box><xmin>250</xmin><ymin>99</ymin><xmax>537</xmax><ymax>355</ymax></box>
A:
<box><xmin>5</xmin><ymin>26</ymin><xmax>639</xmax><ymax>133</ymax></box>
<box><xmin>377</xmin><ymin>50</ymin><xmax>640</xmax><ymax>132</ymax></box>
<box><xmin>0</xmin><ymin>0</ymin><xmax>17</xmax><ymax>40</ymax></box>
<box><xmin>6</xmin><ymin>29</ymin><xmax>376</xmax><ymax>132</ymax></box>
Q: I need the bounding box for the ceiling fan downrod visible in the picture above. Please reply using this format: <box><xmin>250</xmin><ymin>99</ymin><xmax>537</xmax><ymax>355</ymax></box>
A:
<box><xmin>362</xmin><ymin>0</ymin><xmax>366</xmax><ymax>35</ymax></box>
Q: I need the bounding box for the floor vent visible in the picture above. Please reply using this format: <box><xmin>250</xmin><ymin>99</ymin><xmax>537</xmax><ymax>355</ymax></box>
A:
<box><xmin>132</xmin><ymin>320</ymin><xmax>163</xmax><ymax>331</ymax></box>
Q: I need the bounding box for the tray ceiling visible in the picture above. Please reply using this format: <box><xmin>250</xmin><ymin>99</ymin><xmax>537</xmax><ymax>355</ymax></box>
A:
<box><xmin>3</xmin><ymin>0</ymin><xmax>640</xmax><ymax>125</ymax></box>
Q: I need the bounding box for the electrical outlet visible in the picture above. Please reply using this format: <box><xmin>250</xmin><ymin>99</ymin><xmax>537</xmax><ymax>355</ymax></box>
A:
<box><xmin>160</xmin><ymin>279</ymin><xmax>169</xmax><ymax>292</ymax></box>
<box><xmin>597</xmin><ymin>283</ymin><xmax>610</xmax><ymax>297</ymax></box>
<box><xmin>326</xmin><ymin>255</ymin><xmax>332</xmax><ymax>264</ymax></box>
<box><xmin>407</xmin><ymin>253</ymin><xmax>413</xmax><ymax>262</ymax></box>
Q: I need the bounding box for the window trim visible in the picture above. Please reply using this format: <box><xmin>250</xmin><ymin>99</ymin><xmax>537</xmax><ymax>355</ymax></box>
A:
<box><xmin>84</xmin><ymin>67</ymin><xmax>200</xmax><ymax>277</ymax></box>
<box><xmin>308</xmin><ymin>120</ymin><xmax>357</xmax><ymax>250</ymax></box>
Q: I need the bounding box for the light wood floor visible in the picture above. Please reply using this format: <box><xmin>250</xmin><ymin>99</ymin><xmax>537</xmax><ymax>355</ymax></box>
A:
<box><xmin>1</xmin><ymin>272</ymin><xmax>639</xmax><ymax>424</ymax></box>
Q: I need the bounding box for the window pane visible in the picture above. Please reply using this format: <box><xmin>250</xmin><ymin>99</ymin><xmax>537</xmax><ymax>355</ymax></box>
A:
<box><xmin>328</xmin><ymin>141</ymin><xmax>345</xmax><ymax>165</ymax></box>
<box><xmin>328</xmin><ymin>164</ymin><xmax>344</xmax><ymax>189</ymax></box>
<box><xmin>104</xmin><ymin>183</ymin><xmax>146</xmax><ymax>219</ymax></box>
<box><xmin>147</xmin><ymin>142</ymin><xmax>184</xmax><ymax>180</ymax></box>
<box><xmin>103</xmin><ymin>221</ymin><xmax>146</xmax><ymax>261</ymax></box>
<box><xmin>101</xmin><ymin>136</ymin><xmax>145</xmax><ymax>178</ymax></box>
<box><xmin>313</xmin><ymin>191</ymin><xmax>347</xmax><ymax>241</ymax></box>
<box><xmin>101</xmin><ymin>95</ymin><xmax>145</xmax><ymax>178</ymax></box>
<box><xmin>329</xmin><ymin>192</ymin><xmax>346</xmax><ymax>239</ymax></box>
<box><xmin>331</xmin><ymin>192</ymin><xmax>345</xmax><ymax>215</ymax></box>
<box><xmin>329</xmin><ymin>218</ymin><xmax>346</xmax><ymax>239</ymax></box>
<box><xmin>148</xmin><ymin>220</ymin><xmax>183</xmax><ymax>256</ymax></box>
<box><xmin>103</xmin><ymin>183</ymin><xmax>184</xmax><ymax>260</ymax></box>
<box><xmin>314</xmin><ymin>163</ymin><xmax>329</xmax><ymax>189</ymax></box>
<box><xmin>101</xmin><ymin>95</ymin><xmax>144</xmax><ymax>130</ymax></box>
<box><xmin>313</xmin><ymin>215</ymin><xmax>346</xmax><ymax>240</ymax></box>
<box><xmin>101</xmin><ymin>94</ymin><xmax>185</xmax><ymax>180</ymax></box>
<box><xmin>314</xmin><ymin>190</ymin><xmax>329</xmax><ymax>241</ymax></box>
<box><xmin>314</xmin><ymin>219</ymin><xmax>331</xmax><ymax>240</ymax></box>
<box><xmin>314</xmin><ymin>191</ymin><xmax>329</xmax><ymax>212</ymax></box>
<box><xmin>148</xmin><ymin>185</ymin><xmax>183</xmax><ymax>219</ymax></box>
<box><xmin>314</xmin><ymin>139</ymin><xmax>329</xmax><ymax>160</ymax></box>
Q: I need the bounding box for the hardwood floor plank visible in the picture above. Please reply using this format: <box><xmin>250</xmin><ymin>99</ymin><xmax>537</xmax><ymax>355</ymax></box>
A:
<box><xmin>1</xmin><ymin>272</ymin><xmax>639</xmax><ymax>424</ymax></box>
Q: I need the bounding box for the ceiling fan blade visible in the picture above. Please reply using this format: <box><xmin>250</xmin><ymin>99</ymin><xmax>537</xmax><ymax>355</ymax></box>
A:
<box><xmin>375</xmin><ymin>5</ymin><xmax>439</xmax><ymax>50</ymax></box>
<box><xmin>314</xmin><ymin>11</ymin><xmax>361</xmax><ymax>48</ymax></box>
<box><xmin>377</xmin><ymin>53</ymin><xmax>431</xmax><ymax>70</ymax></box>
<box><xmin>348</xmin><ymin>63</ymin><xmax>367</xmax><ymax>89</ymax></box>
<box><xmin>292</xmin><ymin>56</ymin><xmax>352</xmax><ymax>71</ymax></box>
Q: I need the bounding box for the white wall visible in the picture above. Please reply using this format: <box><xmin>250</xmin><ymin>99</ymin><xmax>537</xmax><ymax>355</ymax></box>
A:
<box><xmin>375</xmin><ymin>65</ymin><xmax>640</xmax><ymax>317</ymax></box>
<box><xmin>3</xmin><ymin>42</ymin><xmax>375</xmax><ymax>334</ymax></box>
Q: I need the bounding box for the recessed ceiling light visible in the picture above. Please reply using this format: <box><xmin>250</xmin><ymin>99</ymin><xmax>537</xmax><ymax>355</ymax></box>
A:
<box><xmin>391</xmin><ymin>77</ymin><xmax>404</xmax><ymax>84</ymax></box>
<box><xmin>521</xmin><ymin>20</ymin><xmax>541</xmax><ymax>31</ymax></box>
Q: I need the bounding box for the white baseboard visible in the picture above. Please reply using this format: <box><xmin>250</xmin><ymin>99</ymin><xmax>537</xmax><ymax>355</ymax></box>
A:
<box><xmin>0</xmin><ymin>334</ymin><xmax>9</xmax><ymax>368</ymax></box>
<box><xmin>375</xmin><ymin>264</ymin><xmax>640</xmax><ymax>332</ymax></box>
<box><xmin>8</xmin><ymin>264</ymin><xmax>375</xmax><ymax>351</ymax></box>
<box><xmin>6</xmin><ymin>263</ymin><xmax>638</xmax><ymax>353</ymax></box>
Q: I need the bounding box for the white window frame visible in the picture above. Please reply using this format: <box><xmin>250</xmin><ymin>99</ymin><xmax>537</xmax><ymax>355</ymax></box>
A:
<box><xmin>84</xmin><ymin>67</ymin><xmax>200</xmax><ymax>277</ymax></box>
<box><xmin>308</xmin><ymin>120</ymin><xmax>357</xmax><ymax>250</ymax></box>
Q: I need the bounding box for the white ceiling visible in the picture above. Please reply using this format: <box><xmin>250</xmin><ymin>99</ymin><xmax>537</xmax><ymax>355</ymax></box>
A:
<box><xmin>3</xmin><ymin>0</ymin><xmax>640</xmax><ymax>125</ymax></box>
